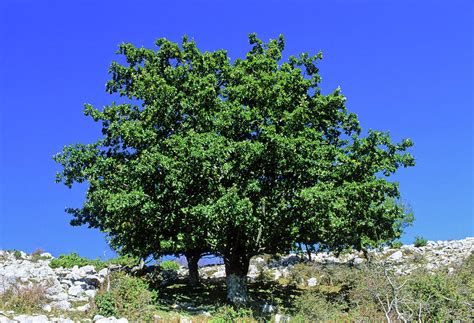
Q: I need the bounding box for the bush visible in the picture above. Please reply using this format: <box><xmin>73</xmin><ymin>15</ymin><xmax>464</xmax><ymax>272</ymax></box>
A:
<box><xmin>407</xmin><ymin>270</ymin><xmax>472</xmax><ymax>320</ymax></box>
<box><xmin>107</xmin><ymin>255</ymin><xmax>141</xmax><ymax>268</ymax></box>
<box><xmin>95</xmin><ymin>292</ymin><xmax>116</xmax><ymax>317</ymax></box>
<box><xmin>12</xmin><ymin>250</ymin><xmax>22</xmax><ymax>259</ymax></box>
<box><xmin>94</xmin><ymin>272</ymin><xmax>157</xmax><ymax>320</ymax></box>
<box><xmin>293</xmin><ymin>292</ymin><xmax>346</xmax><ymax>321</ymax></box>
<box><xmin>159</xmin><ymin>260</ymin><xmax>180</xmax><ymax>271</ymax></box>
<box><xmin>30</xmin><ymin>248</ymin><xmax>49</xmax><ymax>262</ymax></box>
<box><xmin>50</xmin><ymin>253</ymin><xmax>96</xmax><ymax>269</ymax></box>
<box><xmin>348</xmin><ymin>262</ymin><xmax>473</xmax><ymax>321</ymax></box>
<box><xmin>49</xmin><ymin>253</ymin><xmax>139</xmax><ymax>270</ymax></box>
<box><xmin>391</xmin><ymin>241</ymin><xmax>403</xmax><ymax>249</ymax></box>
<box><xmin>414</xmin><ymin>236</ymin><xmax>428</xmax><ymax>247</ymax></box>
<box><xmin>210</xmin><ymin>305</ymin><xmax>254</xmax><ymax>322</ymax></box>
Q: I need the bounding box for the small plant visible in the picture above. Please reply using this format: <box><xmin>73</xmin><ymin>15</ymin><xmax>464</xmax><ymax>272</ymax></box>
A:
<box><xmin>210</xmin><ymin>305</ymin><xmax>254</xmax><ymax>322</ymax></box>
<box><xmin>293</xmin><ymin>291</ymin><xmax>346</xmax><ymax>321</ymax></box>
<box><xmin>159</xmin><ymin>260</ymin><xmax>180</xmax><ymax>271</ymax></box>
<box><xmin>11</xmin><ymin>250</ymin><xmax>22</xmax><ymax>259</ymax></box>
<box><xmin>31</xmin><ymin>248</ymin><xmax>44</xmax><ymax>256</ymax></box>
<box><xmin>95</xmin><ymin>292</ymin><xmax>117</xmax><ymax>317</ymax></box>
<box><xmin>414</xmin><ymin>236</ymin><xmax>428</xmax><ymax>247</ymax></box>
<box><xmin>94</xmin><ymin>272</ymin><xmax>157</xmax><ymax>320</ymax></box>
<box><xmin>30</xmin><ymin>248</ymin><xmax>49</xmax><ymax>262</ymax></box>
<box><xmin>256</xmin><ymin>268</ymin><xmax>274</xmax><ymax>282</ymax></box>
<box><xmin>391</xmin><ymin>241</ymin><xmax>403</xmax><ymax>249</ymax></box>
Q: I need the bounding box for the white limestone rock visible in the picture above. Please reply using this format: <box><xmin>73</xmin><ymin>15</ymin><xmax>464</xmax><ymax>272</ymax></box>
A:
<box><xmin>68</xmin><ymin>284</ymin><xmax>85</xmax><ymax>297</ymax></box>
<box><xmin>51</xmin><ymin>300</ymin><xmax>71</xmax><ymax>310</ymax></box>
<box><xmin>98</xmin><ymin>268</ymin><xmax>109</xmax><ymax>277</ymax></box>
<box><xmin>80</xmin><ymin>265</ymin><xmax>96</xmax><ymax>274</ymax></box>
<box><xmin>389</xmin><ymin>251</ymin><xmax>403</xmax><ymax>262</ymax></box>
<box><xmin>85</xmin><ymin>289</ymin><xmax>97</xmax><ymax>298</ymax></box>
<box><xmin>75</xmin><ymin>303</ymin><xmax>91</xmax><ymax>312</ymax></box>
<box><xmin>307</xmin><ymin>277</ymin><xmax>318</xmax><ymax>287</ymax></box>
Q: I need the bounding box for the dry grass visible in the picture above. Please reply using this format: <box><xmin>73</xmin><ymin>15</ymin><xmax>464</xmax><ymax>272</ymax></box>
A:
<box><xmin>0</xmin><ymin>280</ymin><xmax>49</xmax><ymax>313</ymax></box>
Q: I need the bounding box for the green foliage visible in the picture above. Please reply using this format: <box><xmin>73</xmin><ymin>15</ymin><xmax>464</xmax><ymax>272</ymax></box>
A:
<box><xmin>293</xmin><ymin>292</ymin><xmax>346</xmax><ymax>321</ymax></box>
<box><xmin>95</xmin><ymin>292</ymin><xmax>116</xmax><ymax>317</ymax></box>
<box><xmin>405</xmin><ymin>268</ymin><xmax>472</xmax><ymax>320</ymax></box>
<box><xmin>256</xmin><ymin>268</ymin><xmax>275</xmax><ymax>283</ymax></box>
<box><xmin>159</xmin><ymin>260</ymin><xmax>180</xmax><ymax>271</ymax></box>
<box><xmin>106</xmin><ymin>254</ymin><xmax>140</xmax><ymax>268</ymax></box>
<box><xmin>391</xmin><ymin>241</ymin><xmax>403</xmax><ymax>249</ymax></box>
<box><xmin>284</xmin><ymin>255</ymin><xmax>474</xmax><ymax>321</ymax></box>
<box><xmin>94</xmin><ymin>272</ymin><xmax>157</xmax><ymax>320</ymax></box>
<box><xmin>12</xmin><ymin>250</ymin><xmax>22</xmax><ymax>259</ymax></box>
<box><xmin>414</xmin><ymin>236</ymin><xmax>428</xmax><ymax>247</ymax></box>
<box><xmin>54</xmin><ymin>33</ymin><xmax>415</xmax><ymax>303</ymax></box>
<box><xmin>210</xmin><ymin>305</ymin><xmax>254</xmax><ymax>322</ymax></box>
<box><xmin>49</xmin><ymin>253</ymin><xmax>138</xmax><ymax>270</ymax></box>
<box><xmin>49</xmin><ymin>253</ymin><xmax>91</xmax><ymax>269</ymax></box>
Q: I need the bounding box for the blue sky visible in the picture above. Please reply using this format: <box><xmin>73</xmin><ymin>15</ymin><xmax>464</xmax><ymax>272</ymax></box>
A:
<box><xmin>0</xmin><ymin>0</ymin><xmax>472</xmax><ymax>259</ymax></box>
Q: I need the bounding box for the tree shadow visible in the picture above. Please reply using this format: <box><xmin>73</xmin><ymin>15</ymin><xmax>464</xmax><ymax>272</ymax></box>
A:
<box><xmin>155</xmin><ymin>277</ymin><xmax>301</xmax><ymax>317</ymax></box>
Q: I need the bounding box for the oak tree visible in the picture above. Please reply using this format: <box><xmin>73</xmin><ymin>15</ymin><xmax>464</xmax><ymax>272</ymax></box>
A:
<box><xmin>55</xmin><ymin>34</ymin><xmax>415</xmax><ymax>304</ymax></box>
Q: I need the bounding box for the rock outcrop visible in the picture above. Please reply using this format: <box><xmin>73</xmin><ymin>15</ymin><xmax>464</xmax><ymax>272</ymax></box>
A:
<box><xmin>0</xmin><ymin>237</ymin><xmax>472</xmax><ymax>322</ymax></box>
<box><xmin>0</xmin><ymin>251</ymin><xmax>110</xmax><ymax>313</ymax></box>
<box><xmin>188</xmin><ymin>238</ymin><xmax>474</xmax><ymax>282</ymax></box>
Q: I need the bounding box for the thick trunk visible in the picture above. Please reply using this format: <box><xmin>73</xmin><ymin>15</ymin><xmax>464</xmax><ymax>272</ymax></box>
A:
<box><xmin>224</xmin><ymin>252</ymin><xmax>250</xmax><ymax>305</ymax></box>
<box><xmin>226</xmin><ymin>274</ymin><xmax>248</xmax><ymax>305</ymax></box>
<box><xmin>185</xmin><ymin>250</ymin><xmax>201</xmax><ymax>287</ymax></box>
<box><xmin>306</xmin><ymin>247</ymin><xmax>312</xmax><ymax>262</ymax></box>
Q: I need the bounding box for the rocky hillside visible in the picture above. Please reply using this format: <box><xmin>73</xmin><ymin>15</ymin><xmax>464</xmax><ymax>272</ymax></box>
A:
<box><xmin>0</xmin><ymin>238</ymin><xmax>472</xmax><ymax>322</ymax></box>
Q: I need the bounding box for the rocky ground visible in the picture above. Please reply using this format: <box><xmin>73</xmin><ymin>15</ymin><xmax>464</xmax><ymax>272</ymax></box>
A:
<box><xmin>196</xmin><ymin>237</ymin><xmax>474</xmax><ymax>283</ymax></box>
<box><xmin>1</xmin><ymin>237</ymin><xmax>473</xmax><ymax>322</ymax></box>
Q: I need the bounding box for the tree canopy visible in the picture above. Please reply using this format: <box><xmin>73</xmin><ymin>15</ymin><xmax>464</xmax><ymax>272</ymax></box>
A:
<box><xmin>54</xmin><ymin>34</ymin><xmax>415</xmax><ymax>304</ymax></box>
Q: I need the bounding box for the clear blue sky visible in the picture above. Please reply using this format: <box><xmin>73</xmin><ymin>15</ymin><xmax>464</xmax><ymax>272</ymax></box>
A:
<box><xmin>0</xmin><ymin>0</ymin><xmax>472</xmax><ymax>259</ymax></box>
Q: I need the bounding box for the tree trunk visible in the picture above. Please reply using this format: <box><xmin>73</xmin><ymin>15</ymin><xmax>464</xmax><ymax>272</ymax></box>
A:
<box><xmin>224</xmin><ymin>252</ymin><xmax>250</xmax><ymax>305</ymax></box>
<box><xmin>306</xmin><ymin>245</ymin><xmax>312</xmax><ymax>262</ymax></box>
<box><xmin>185</xmin><ymin>250</ymin><xmax>201</xmax><ymax>287</ymax></box>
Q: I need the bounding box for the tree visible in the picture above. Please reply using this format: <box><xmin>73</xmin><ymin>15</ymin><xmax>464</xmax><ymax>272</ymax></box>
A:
<box><xmin>54</xmin><ymin>34</ymin><xmax>415</xmax><ymax>305</ymax></box>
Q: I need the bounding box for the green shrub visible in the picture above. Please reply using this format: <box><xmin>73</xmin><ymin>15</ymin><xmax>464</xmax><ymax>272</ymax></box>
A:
<box><xmin>50</xmin><ymin>253</ymin><xmax>97</xmax><ymax>269</ymax></box>
<box><xmin>288</xmin><ymin>263</ymin><xmax>323</xmax><ymax>287</ymax></box>
<box><xmin>407</xmin><ymin>270</ymin><xmax>471</xmax><ymax>320</ymax></box>
<box><xmin>107</xmin><ymin>255</ymin><xmax>140</xmax><ymax>268</ymax></box>
<box><xmin>210</xmin><ymin>305</ymin><xmax>254</xmax><ymax>322</ymax></box>
<box><xmin>257</xmin><ymin>268</ymin><xmax>275</xmax><ymax>283</ymax></box>
<box><xmin>414</xmin><ymin>236</ymin><xmax>428</xmax><ymax>247</ymax></box>
<box><xmin>293</xmin><ymin>291</ymin><xmax>347</xmax><ymax>321</ymax></box>
<box><xmin>49</xmin><ymin>253</ymin><xmax>139</xmax><ymax>270</ymax></box>
<box><xmin>12</xmin><ymin>250</ymin><xmax>22</xmax><ymax>259</ymax></box>
<box><xmin>94</xmin><ymin>272</ymin><xmax>157</xmax><ymax>320</ymax></box>
<box><xmin>159</xmin><ymin>260</ymin><xmax>180</xmax><ymax>271</ymax></box>
<box><xmin>95</xmin><ymin>292</ymin><xmax>116</xmax><ymax>317</ymax></box>
<box><xmin>391</xmin><ymin>241</ymin><xmax>403</xmax><ymax>249</ymax></box>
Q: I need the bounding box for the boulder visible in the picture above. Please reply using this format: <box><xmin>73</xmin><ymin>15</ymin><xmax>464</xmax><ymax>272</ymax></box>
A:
<box><xmin>80</xmin><ymin>265</ymin><xmax>96</xmax><ymax>274</ymax></box>
<box><xmin>307</xmin><ymin>277</ymin><xmax>317</xmax><ymax>287</ymax></box>
<box><xmin>68</xmin><ymin>284</ymin><xmax>85</xmax><ymax>297</ymax></box>
<box><xmin>51</xmin><ymin>300</ymin><xmax>71</xmax><ymax>310</ymax></box>
<box><xmin>98</xmin><ymin>268</ymin><xmax>109</xmax><ymax>277</ymax></box>
<box><xmin>389</xmin><ymin>251</ymin><xmax>403</xmax><ymax>262</ymax></box>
